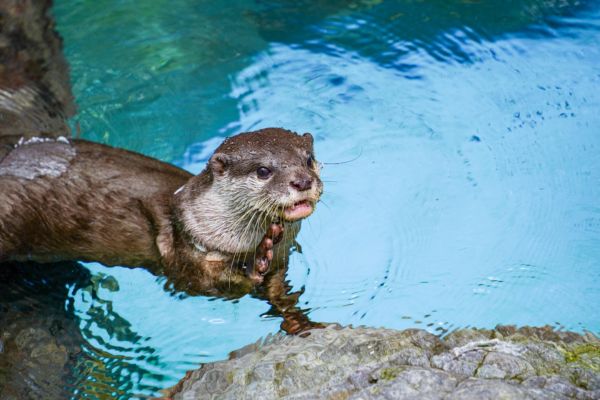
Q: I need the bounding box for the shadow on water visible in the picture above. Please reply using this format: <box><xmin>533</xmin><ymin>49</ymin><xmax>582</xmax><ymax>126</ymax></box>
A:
<box><xmin>0</xmin><ymin>261</ymin><xmax>159</xmax><ymax>399</ymax></box>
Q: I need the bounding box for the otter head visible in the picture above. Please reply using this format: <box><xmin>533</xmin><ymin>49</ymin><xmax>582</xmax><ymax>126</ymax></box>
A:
<box><xmin>178</xmin><ymin>128</ymin><xmax>322</xmax><ymax>254</ymax></box>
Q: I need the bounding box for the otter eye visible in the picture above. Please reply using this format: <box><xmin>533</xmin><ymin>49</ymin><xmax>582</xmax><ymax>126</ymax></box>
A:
<box><xmin>257</xmin><ymin>167</ymin><xmax>272</xmax><ymax>179</ymax></box>
<box><xmin>307</xmin><ymin>154</ymin><xmax>315</xmax><ymax>168</ymax></box>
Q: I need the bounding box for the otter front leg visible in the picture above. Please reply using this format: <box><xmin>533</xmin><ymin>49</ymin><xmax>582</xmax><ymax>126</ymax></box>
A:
<box><xmin>248</xmin><ymin>223</ymin><xmax>284</xmax><ymax>284</ymax></box>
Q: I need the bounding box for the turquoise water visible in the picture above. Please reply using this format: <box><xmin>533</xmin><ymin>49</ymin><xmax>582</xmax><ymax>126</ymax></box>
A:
<box><xmin>51</xmin><ymin>0</ymin><xmax>600</xmax><ymax>397</ymax></box>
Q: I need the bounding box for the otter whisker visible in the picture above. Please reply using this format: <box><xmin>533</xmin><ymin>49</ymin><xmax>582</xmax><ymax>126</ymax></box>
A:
<box><xmin>227</xmin><ymin>196</ymin><xmax>272</xmax><ymax>282</ymax></box>
<box><xmin>229</xmin><ymin>204</ymin><xmax>263</xmax><ymax>263</ymax></box>
<box><xmin>316</xmin><ymin>198</ymin><xmax>332</xmax><ymax>212</ymax></box>
<box><xmin>320</xmin><ymin>147</ymin><xmax>363</xmax><ymax>165</ymax></box>
<box><xmin>273</xmin><ymin>203</ymin><xmax>287</xmax><ymax>268</ymax></box>
<box><xmin>227</xmin><ymin>195</ymin><xmax>270</xmax><ymax>244</ymax></box>
<box><xmin>225</xmin><ymin>201</ymin><xmax>262</xmax><ymax>277</ymax></box>
<box><xmin>227</xmin><ymin>203</ymin><xmax>260</xmax><ymax>245</ymax></box>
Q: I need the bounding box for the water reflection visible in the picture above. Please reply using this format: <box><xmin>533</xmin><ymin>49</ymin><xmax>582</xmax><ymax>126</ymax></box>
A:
<box><xmin>250</xmin><ymin>0</ymin><xmax>593</xmax><ymax>66</ymax></box>
<box><xmin>53</xmin><ymin>0</ymin><xmax>595</xmax><ymax>160</ymax></box>
<box><xmin>0</xmin><ymin>262</ymin><xmax>154</xmax><ymax>399</ymax></box>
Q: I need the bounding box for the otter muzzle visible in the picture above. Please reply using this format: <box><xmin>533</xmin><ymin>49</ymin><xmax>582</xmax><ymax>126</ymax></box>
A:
<box><xmin>283</xmin><ymin>200</ymin><xmax>314</xmax><ymax>221</ymax></box>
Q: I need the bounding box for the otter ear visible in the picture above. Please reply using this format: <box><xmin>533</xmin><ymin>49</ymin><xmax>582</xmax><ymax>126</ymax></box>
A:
<box><xmin>302</xmin><ymin>132</ymin><xmax>314</xmax><ymax>145</ymax></box>
<box><xmin>209</xmin><ymin>153</ymin><xmax>230</xmax><ymax>175</ymax></box>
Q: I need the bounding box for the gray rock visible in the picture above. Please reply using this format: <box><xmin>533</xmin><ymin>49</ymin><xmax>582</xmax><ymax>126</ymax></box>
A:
<box><xmin>431</xmin><ymin>348</ymin><xmax>486</xmax><ymax>377</ymax></box>
<box><xmin>543</xmin><ymin>376</ymin><xmax>587</xmax><ymax>399</ymax></box>
<box><xmin>448</xmin><ymin>378</ymin><xmax>565</xmax><ymax>400</ymax></box>
<box><xmin>476</xmin><ymin>351</ymin><xmax>536</xmax><ymax>380</ymax></box>
<box><xmin>167</xmin><ymin>325</ymin><xmax>600</xmax><ymax>400</ymax></box>
<box><xmin>444</xmin><ymin>328</ymin><xmax>492</xmax><ymax>348</ymax></box>
<box><xmin>350</xmin><ymin>367</ymin><xmax>458</xmax><ymax>400</ymax></box>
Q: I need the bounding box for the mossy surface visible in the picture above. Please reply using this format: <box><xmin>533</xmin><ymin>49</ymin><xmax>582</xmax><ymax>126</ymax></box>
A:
<box><xmin>379</xmin><ymin>367</ymin><xmax>401</xmax><ymax>381</ymax></box>
<box><xmin>563</xmin><ymin>343</ymin><xmax>600</xmax><ymax>372</ymax></box>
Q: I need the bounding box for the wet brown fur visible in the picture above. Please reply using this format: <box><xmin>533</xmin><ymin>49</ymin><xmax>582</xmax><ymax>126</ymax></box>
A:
<box><xmin>0</xmin><ymin>140</ymin><xmax>183</xmax><ymax>267</ymax></box>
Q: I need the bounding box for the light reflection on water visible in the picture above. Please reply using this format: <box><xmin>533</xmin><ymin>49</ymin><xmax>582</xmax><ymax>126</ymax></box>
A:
<box><xmin>45</xmin><ymin>0</ymin><xmax>600</xmax><ymax>397</ymax></box>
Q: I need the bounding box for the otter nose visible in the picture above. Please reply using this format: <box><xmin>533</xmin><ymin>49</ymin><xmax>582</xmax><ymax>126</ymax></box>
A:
<box><xmin>290</xmin><ymin>177</ymin><xmax>313</xmax><ymax>192</ymax></box>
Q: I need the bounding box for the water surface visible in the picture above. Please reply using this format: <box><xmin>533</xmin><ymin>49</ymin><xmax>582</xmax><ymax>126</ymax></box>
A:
<box><xmin>48</xmin><ymin>0</ymin><xmax>600</xmax><ymax>396</ymax></box>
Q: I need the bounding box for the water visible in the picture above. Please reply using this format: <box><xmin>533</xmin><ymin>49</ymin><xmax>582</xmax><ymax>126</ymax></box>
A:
<box><xmin>41</xmin><ymin>0</ymin><xmax>600</xmax><ymax>397</ymax></box>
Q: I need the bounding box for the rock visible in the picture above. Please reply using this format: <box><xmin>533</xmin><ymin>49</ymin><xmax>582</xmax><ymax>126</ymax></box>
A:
<box><xmin>476</xmin><ymin>351</ymin><xmax>535</xmax><ymax>380</ymax></box>
<box><xmin>166</xmin><ymin>325</ymin><xmax>600</xmax><ymax>400</ymax></box>
<box><xmin>448</xmin><ymin>378</ymin><xmax>563</xmax><ymax>400</ymax></box>
<box><xmin>443</xmin><ymin>328</ymin><xmax>492</xmax><ymax>348</ymax></box>
<box><xmin>349</xmin><ymin>367</ymin><xmax>458</xmax><ymax>400</ymax></box>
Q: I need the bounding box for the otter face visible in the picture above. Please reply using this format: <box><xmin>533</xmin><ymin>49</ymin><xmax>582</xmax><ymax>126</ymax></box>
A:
<box><xmin>209</xmin><ymin>128</ymin><xmax>323</xmax><ymax>222</ymax></box>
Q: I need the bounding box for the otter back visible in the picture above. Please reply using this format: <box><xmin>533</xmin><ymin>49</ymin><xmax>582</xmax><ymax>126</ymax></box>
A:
<box><xmin>0</xmin><ymin>139</ymin><xmax>74</xmax><ymax>180</ymax></box>
<box><xmin>0</xmin><ymin>139</ymin><xmax>191</xmax><ymax>269</ymax></box>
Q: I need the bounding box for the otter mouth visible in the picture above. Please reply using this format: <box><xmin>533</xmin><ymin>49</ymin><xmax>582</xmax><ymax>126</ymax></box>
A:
<box><xmin>283</xmin><ymin>200</ymin><xmax>314</xmax><ymax>221</ymax></box>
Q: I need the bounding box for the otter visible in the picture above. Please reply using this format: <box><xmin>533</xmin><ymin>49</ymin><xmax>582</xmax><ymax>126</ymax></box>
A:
<box><xmin>0</xmin><ymin>128</ymin><xmax>322</xmax><ymax>298</ymax></box>
<box><xmin>0</xmin><ymin>4</ymin><xmax>322</xmax><ymax>399</ymax></box>
<box><xmin>0</xmin><ymin>0</ymin><xmax>323</xmax><ymax>336</ymax></box>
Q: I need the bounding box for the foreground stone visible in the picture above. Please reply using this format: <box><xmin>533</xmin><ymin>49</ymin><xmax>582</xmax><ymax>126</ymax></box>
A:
<box><xmin>165</xmin><ymin>325</ymin><xmax>600</xmax><ymax>400</ymax></box>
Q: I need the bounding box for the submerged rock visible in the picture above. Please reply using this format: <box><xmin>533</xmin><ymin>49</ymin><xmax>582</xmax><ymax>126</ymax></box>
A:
<box><xmin>165</xmin><ymin>325</ymin><xmax>600</xmax><ymax>400</ymax></box>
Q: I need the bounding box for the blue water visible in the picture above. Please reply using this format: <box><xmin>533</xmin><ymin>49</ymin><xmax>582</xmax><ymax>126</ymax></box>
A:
<box><xmin>52</xmin><ymin>0</ymin><xmax>600</xmax><ymax>397</ymax></box>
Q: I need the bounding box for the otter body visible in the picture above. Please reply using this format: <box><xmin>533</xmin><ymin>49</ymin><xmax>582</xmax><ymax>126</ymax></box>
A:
<box><xmin>0</xmin><ymin>138</ymin><xmax>188</xmax><ymax>269</ymax></box>
<box><xmin>0</xmin><ymin>128</ymin><xmax>322</xmax><ymax>296</ymax></box>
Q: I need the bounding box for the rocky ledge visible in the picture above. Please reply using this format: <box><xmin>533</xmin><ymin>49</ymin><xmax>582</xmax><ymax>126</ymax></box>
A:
<box><xmin>165</xmin><ymin>325</ymin><xmax>600</xmax><ymax>400</ymax></box>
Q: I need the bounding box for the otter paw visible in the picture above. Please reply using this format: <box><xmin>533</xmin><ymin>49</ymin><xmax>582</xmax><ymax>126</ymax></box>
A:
<box><xmin>267</xmin><ymin>222</ymin><xmax>284</xmax><ymax>245</ymax></box>
<box><xmin>252</xmin><ymin>223</ymin><xmax>284</xmax><ymax>277</ymax></box>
